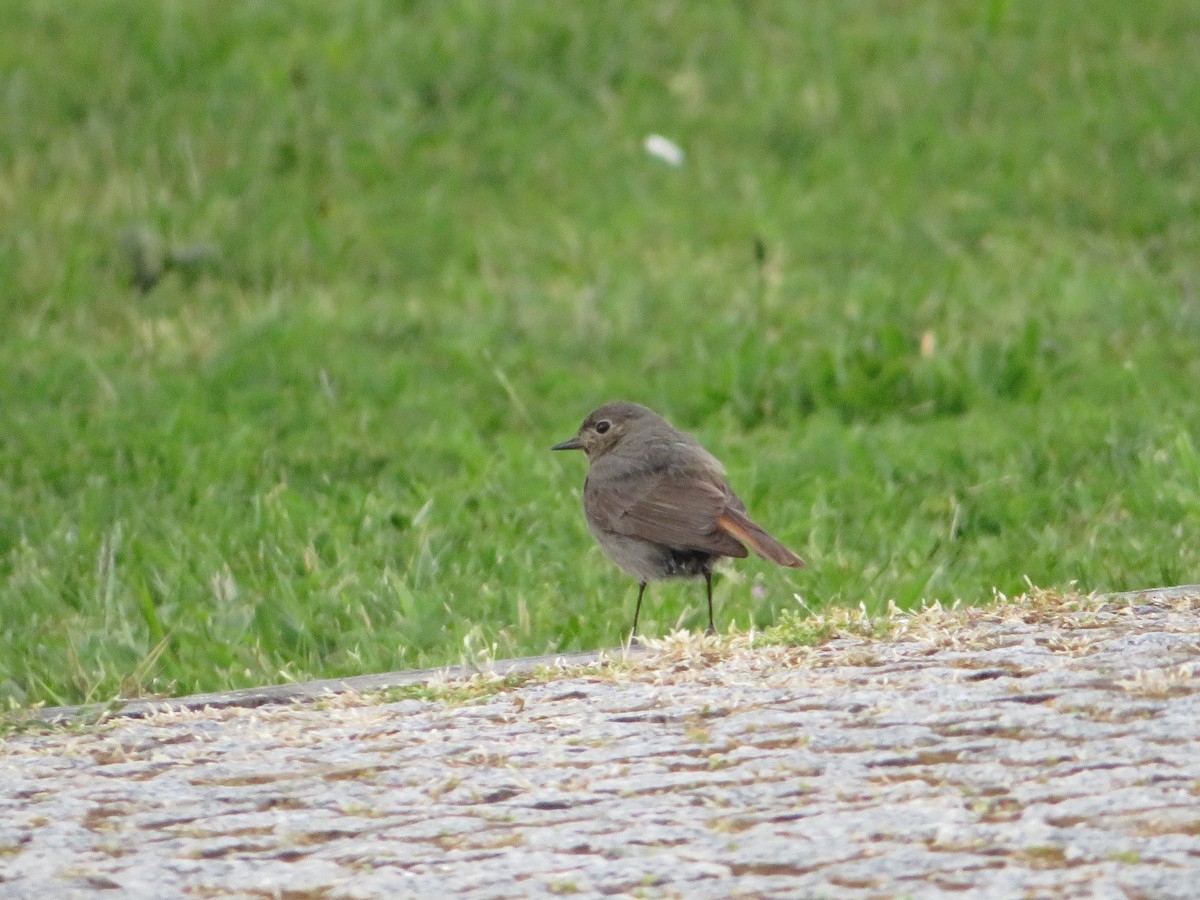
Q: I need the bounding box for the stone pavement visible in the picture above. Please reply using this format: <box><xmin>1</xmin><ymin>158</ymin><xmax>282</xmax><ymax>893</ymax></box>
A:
<box><xmin>2</xmin><ymin>587</ymin><xmax>1199</xmax><ymax>898</ymax></box>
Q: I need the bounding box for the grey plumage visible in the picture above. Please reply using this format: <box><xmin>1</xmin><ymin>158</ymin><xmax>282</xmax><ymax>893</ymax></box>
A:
<box><xmin>552</xmin><ymin>401</ymin><xmax>804</xmax><ymax>636</ymax></box>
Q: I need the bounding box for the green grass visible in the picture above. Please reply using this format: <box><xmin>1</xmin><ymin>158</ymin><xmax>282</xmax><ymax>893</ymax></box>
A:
<box><xmin>2</xmin><ymin>1</ymin><xmax>1199</xmax><ymax>707</ymax></box>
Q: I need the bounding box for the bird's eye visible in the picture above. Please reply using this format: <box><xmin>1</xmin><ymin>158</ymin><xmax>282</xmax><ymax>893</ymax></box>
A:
<box><xmin>595</xmin><ymin>420</ymin><xmax>611</xmax><ymax>434</ymax></box>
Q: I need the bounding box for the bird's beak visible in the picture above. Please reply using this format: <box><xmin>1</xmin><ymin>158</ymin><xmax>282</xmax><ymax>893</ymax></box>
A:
<box><xmin>551</xmin><ymin>436</ymin><xmax>584</xmax><ymax>451</ymax></box>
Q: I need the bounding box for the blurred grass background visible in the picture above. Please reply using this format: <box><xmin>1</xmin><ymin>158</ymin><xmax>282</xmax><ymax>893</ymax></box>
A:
<box><xmin>1</xmin><ymin>1</ymin><xmax>1198</xmax><ymax>707</ymax></box>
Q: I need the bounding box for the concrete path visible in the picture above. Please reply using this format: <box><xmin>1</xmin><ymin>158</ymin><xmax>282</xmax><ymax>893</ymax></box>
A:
<box><xmin>2</xmin><ymin>587</ymin><xmax>1199</xmax><ymax>898</ymax></box>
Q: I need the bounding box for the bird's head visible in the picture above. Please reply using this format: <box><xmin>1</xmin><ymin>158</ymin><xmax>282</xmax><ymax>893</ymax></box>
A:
<box><xmin>550</xmin><ymin>401</ymin><xmax>661</xmax><ymax>460</ymax></box>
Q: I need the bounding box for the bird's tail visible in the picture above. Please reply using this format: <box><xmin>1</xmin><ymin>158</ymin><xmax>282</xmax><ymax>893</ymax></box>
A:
<box><xmin>716</xmin><ymin>510</ymin><xmax>806</xmax><ymax>568</ymax></box>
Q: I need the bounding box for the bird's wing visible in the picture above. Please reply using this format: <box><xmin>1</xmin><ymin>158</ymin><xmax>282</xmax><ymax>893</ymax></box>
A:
<box><xmin>585</xmin><ymin>469</ymin><xmax>749</xmax><ymax>558</ymax></box>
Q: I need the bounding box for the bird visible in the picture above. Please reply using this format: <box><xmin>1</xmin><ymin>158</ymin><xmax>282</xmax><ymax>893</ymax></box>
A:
<box><xmin>551</xmin><ymin>401</ymin><xmax>805</xmax><ymax>637</ymax></box>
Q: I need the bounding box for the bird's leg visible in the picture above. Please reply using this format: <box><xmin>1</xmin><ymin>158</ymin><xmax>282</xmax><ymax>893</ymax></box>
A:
<box><xmin>630</xmin><ymin>581</ymin><xmax>648</xmax><ymax>639</ymax></box>
<box><xmin>704</xmin><ymin>569</ymin><xmax>715</xmax><ymax>635</ymax></box>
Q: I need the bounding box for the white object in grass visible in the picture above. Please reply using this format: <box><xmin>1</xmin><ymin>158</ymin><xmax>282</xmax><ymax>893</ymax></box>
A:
<box><xmin>644</xmin><ymin>134</ymin><xmax>685</xmax><ymax>167</ymax></box>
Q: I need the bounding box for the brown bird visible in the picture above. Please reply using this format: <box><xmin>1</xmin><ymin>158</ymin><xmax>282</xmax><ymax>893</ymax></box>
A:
<box><xmin>552</xmin><ymin>401</ymin><xmax>805</xmax><ymax>636</ymax></box>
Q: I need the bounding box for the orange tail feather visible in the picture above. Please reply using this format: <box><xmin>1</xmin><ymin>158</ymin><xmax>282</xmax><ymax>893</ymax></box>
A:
<box><xmin>716</xmin><ymin>511</ymin><xmax>806</xmax><ymax>568</ymax></box>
